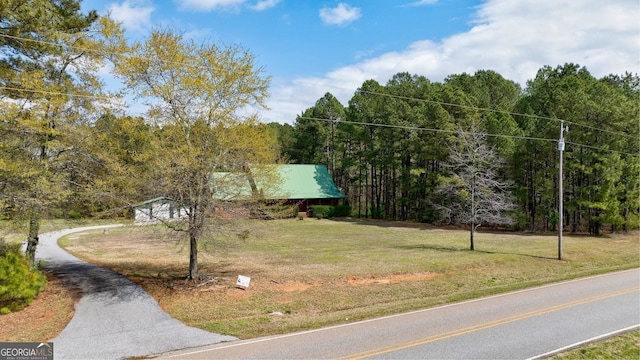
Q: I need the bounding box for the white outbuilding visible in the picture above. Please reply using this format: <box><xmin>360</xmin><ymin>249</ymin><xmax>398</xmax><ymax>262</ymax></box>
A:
<box><xmin>133</xmin><ymin>197</ymin><xmax>187</xmax><ymax>224</ymax></box>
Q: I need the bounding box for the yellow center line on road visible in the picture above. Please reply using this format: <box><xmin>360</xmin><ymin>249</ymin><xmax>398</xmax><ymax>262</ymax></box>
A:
<box><xmin>335</xmin><ymin>286</ymin><xmax>640</xmax><ymax>360</ymax></box>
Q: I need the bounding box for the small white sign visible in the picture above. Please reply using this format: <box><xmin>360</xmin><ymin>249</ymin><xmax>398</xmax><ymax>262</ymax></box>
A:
<box><xmin>236</xmin><ymin>275</ymin><xmax>251</xmax><ymax>288</ymax></box>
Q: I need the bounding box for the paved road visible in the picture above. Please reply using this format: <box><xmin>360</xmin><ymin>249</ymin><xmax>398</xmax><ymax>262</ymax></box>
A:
<box><xmin>160</xmin><ymin>268</ymin><xmax>640</xmax><ymax>359</ymax></box>
<box><xmin>35</xmin><ymin>225</ymin><xmax>236</xmax><ymax>360</ymax></box>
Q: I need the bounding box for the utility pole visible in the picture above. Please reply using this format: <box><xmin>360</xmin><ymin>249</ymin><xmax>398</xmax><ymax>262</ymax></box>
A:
<box><xmin>331</xmin><ymin>116</ymin><xmax>336</xmax><ymax>176</ymax></box>
<box><xmin>558</xmin><ymin>121</ymin><xmax>568</xmax><ymax>260</ymax></box>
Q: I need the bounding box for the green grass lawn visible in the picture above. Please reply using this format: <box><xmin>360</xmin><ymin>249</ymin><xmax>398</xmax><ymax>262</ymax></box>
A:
<box><xmin>59</xmin><ymin>218</ymin><xmax>640</xmax><ymax>339</ymax></box>
<box><xmin>551</xmin><ymin>330</ymin><xmax>639</xmax><ymax>359</ymax></box>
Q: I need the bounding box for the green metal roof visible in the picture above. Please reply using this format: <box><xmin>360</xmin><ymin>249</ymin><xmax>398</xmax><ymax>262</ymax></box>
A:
<box><xmin>212</xmin><ymin>164</ymin><xmax>345</xmax><ymax>201</ymax></box>
<box><xmin>267</xmin><ymin>164</ymin><xmax>345</xmax><ymax>199</ymax></box>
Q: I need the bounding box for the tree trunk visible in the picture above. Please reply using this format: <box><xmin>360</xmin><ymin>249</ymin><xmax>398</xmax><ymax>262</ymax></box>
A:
<box><xmin>469</xmin><ymin>223</ymin><xmax>475</xmax><ymax>251</ymax></box>
<box><xmin>25</xmin><ymin>215</ymin><xmax>40</xmax><ymax>265</ymax></box>
<box><xmin>357</xmin><ymin>163</ymin><xmax>362</xmax><ymax>218</ymax></box>
<box><xmin>365</xmin><ymin>163</ymin><xmax>370</xmax><ymax>218</ymax></box>
<box><xmin>188</xmin><ymin>233</ymin><xmax>198</xmax><ymax>280</ymax></box>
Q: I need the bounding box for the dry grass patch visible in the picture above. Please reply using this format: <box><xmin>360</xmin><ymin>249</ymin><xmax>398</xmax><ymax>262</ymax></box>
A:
<box><xmin>58</xmin><ymin>219</ymin><xmax>639</xmax><ymax>339</ymax></box>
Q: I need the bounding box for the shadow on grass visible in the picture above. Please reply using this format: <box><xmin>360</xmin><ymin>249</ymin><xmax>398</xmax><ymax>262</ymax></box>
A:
<box><xmin>396</xmin><ymin>243</ymin><xmax>557</xmax><ymax>260</ymax></box>
<box><xmin>396</xmin><ymin>244</ymin><xmax>467</xmax><ymax>252</ymax></box>
<box><xmin>333</xmin><ymin>218</ymin><xmax>561</xmax><ymax>260</ymax></box>
<box><xmin>90</xmin><ymin>260</ymin><xmax>235</xmax><ymax>288</ymax></box>
<box><xmin>332</xmin><ymin>218</ymin><xmax>532</xmax><ymax>235</ymax></box>
<box><xmin>474</xmin><ymin>249</ymin><xmax>557</xmax><ymax>261</ymax></box>
<box><xmin>100</xmin><ymin>261</ymin><xmax>188</xmax><ymax>280</ymax></box>
<box><xmin>332</xmin><ymin>217</ymin><xmax>440</xmax><ymax>230</ymax></box>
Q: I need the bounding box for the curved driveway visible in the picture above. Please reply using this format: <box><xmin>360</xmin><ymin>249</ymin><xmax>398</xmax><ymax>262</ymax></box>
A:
<box><xmin>35</xmin><ymin>225</ymin><xmax>236</xmax><ymax>360</ymax></box>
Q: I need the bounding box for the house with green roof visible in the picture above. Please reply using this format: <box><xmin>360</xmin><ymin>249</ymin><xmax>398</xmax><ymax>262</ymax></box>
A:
<box><xmin>212</xmin><ymin>164</ymin><xmax>345</xmax><ymax>213</ymax></box>
<box><xmin>136</xmin><ymin>165</ymin><xmax>345</xmax><ymax>222</ymax></box>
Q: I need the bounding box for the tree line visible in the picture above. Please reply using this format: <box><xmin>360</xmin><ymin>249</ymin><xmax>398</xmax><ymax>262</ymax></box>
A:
<box><xmin>270</xmin><ymin>66</ymin><xmax>639</xmax><ymax>235</ymax></box>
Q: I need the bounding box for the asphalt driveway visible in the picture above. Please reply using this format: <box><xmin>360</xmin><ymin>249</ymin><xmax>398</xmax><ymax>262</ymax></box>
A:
<box><xmin>35</xmin><ymin>225</ymin><xmax>236</xmax><ymax>360</ymax></box>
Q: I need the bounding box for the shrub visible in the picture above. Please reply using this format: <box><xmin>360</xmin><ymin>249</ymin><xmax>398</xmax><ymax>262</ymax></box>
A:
<box><xmin>332</xmin><ymin>205</ymin><xmax>352</xmax><ymax>217</ymax></box>
<box><xmin>267</xmin><ymin>204</ymin><xmax>298</xmax><ymax>219</ymax></box>
<box><xmin>0</xmin><ymin>240</ymin><xmax>22</xmax><ymax>256</ymax></box>
<box><xmin>68</xmin><ymin>209</ymin><xmax>82</xmax><ymax>220</ymax></box>
<box><xmin>0</xmin><ymin>252</ymin><xmax>47</xmax><ymax>314</ymax></box>
<box><xmin>309</xmin><ymin>205</ymin><xmax>352</xmax><ymax>219</ymax></box>
<box><xmin>310</xmin><ymin>205</ymin><xmax>331</xmax><ymax>219</ymax></box>
<box><xmin>49</xmin><ymin>208</ymin><xmax>64</xmax><ymax>218</ymax></box>
<box><xmin>250</xmin><ymin>204</ymin><xmax>298</xmax><ymax>219</ymax></box>
<box><xmin>49</xmin><ymin>208</ymin><xmax>84</xmax><ymax>219</ymax></box>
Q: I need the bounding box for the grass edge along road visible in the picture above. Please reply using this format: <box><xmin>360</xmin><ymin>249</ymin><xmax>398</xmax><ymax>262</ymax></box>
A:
<box><xmin>548</xmin><ymin>328</ymin><xmax>639</xmax><ymax>359</ymax></box>
<box><xmin>58</xmin><ymin>218</ymin><xmax>639</xmax><ymax>340</ymax></box>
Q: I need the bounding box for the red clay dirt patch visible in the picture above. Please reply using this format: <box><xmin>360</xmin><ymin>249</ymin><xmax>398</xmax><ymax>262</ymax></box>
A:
<box><xmin>278</xmin><ymin>283</ymin><xmax>316</xmax><ymax>292</ymax></box>
<box><xmin>347</xmin><ymin>273</ymin><xmax>440</xmax><ymax>286</ymax></box>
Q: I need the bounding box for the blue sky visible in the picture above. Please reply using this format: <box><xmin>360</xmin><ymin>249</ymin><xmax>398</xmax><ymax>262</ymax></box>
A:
<box><xmin>82</xmin><ymin>0</ymin><xmax>640</xmax><ymax>124</ymax></box>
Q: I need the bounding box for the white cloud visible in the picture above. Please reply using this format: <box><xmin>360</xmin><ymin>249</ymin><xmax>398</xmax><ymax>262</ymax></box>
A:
<box><xmin>354</xmin><ymin>45</ymin><xmax>385</xmax><ymax>61</ymax></box>
<box><xmin>403</xmin><ymin>0</ymin><xmax>438</xmax><ymax>7</ymax></box>
<box><xmin>265</xmin><ymin>0</ymin><xmax>639</xmax><ymax>124</ymax></box>
<box><xmin>176</xmin><ymin>0</ymin><xmax>245</xmax><ymax>12</ymax></box>
<box><xmin>175</xmin><ymin>0</ymin><xmax>278</xmax><ymax>12</ymax></box>
<box><xmin>249</xmin><ymin>0</ymin><xmax>281</xmax><ymax>11</ymax></box>
<box><xmin>319</xmin><ymin>3</ymin><xmax>362</xmax><ymax>26</ymax></box>
<box><xmin>108</xmin><ymin>1</ymin><xmax>154</xmax><ymax>32</ymax></box>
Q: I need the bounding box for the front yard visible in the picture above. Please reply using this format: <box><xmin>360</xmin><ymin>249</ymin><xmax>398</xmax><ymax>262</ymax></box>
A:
<box><xmin>57</xmin><ymin>218</ymin><xmax>639</xmax><ymax>339</ymax></box>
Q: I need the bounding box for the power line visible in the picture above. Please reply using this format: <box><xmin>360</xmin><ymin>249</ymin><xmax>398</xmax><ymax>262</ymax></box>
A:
<box><xmin>0</xmin><ymin>86</ymin><xmax>113</xmax><ymax>100</ymax></box>
<box><xmin>302</xmin><ymin>116</ymin><xmax>557</xmax><ymax>143</ymax></box>
<box><xmin>0</xmin><ymin>32</ymin><xmax>257</xmax><ymax>78</ymax></box>
<box><xmin>358</xmin><ymin>90</ymin><xmax>637</xmax><ymax>140</ymax></box>
<box><xmin>0</xmin><ymin>33</ymin><xmax>105</xmax><ymax>56</ymax></box>
<box><xmin>3</xmin><ymin>86</ymin><xmax>638</xmax><ymax>157</ymax></box>
<box><xmin>301</xmin><ymin>116</ymin><xmax>638</xmax><ymax>157</ymax></box>
<box><xmin>566</xmin><ymin>141</ymin><xmax>637</xmax><ymax>157</ymax></box>
<box><xmin>3</xmin><ymin>85</ymin><xmax>636</xmax><ymax>156</ymax></box>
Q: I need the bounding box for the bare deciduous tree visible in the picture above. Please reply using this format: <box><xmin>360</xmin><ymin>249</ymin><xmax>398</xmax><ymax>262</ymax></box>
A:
<box><xmin>435</xmin><ymin>125</ymin><xmax>515</xmax><ymax>250</ymax></box>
